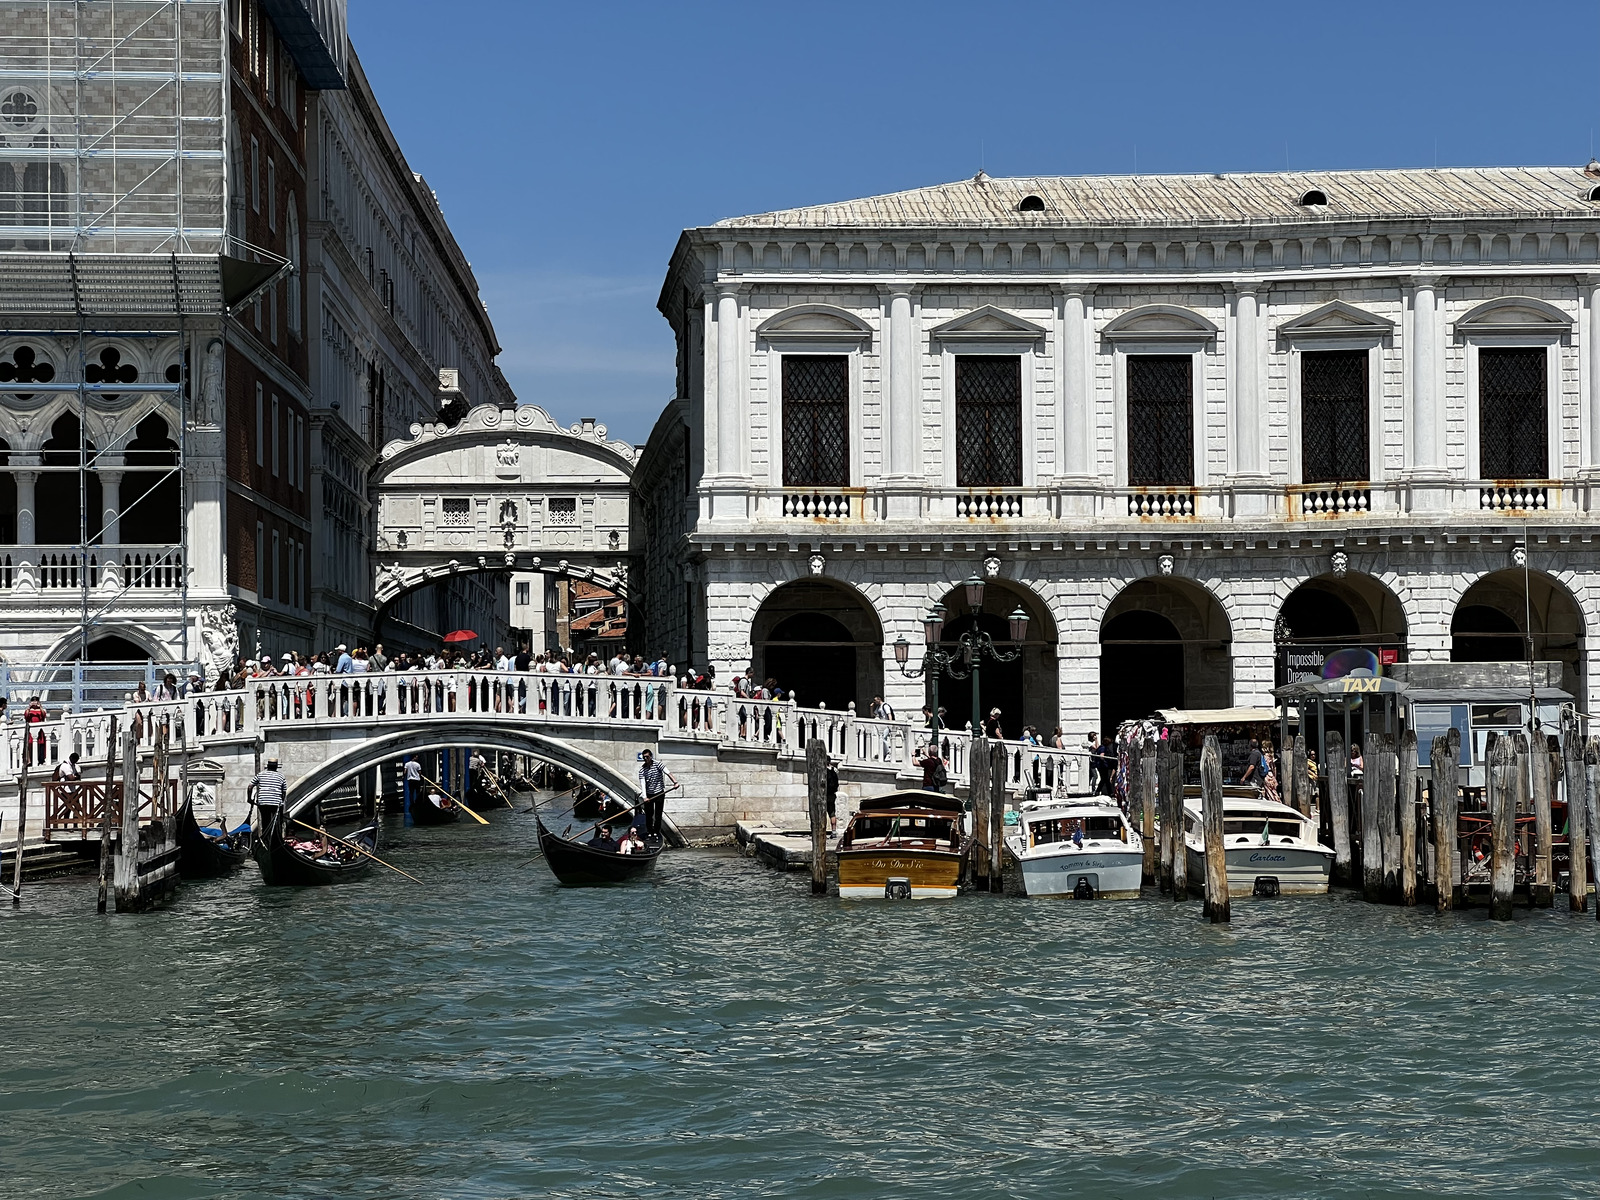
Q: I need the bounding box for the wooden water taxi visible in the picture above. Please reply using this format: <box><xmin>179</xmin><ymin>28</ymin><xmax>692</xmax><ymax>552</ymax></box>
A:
<box><xmin>835</xmin><ymin>790</ymin><xmax>966</xmax><ymax>899</ymax></box>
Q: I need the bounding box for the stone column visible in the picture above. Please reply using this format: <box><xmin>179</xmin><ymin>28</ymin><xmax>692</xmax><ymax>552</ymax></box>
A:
<box><xmin>887</xmin><ymin>287</ymin><xmax>918</xmax><ymax>477</ymax></box>
<box><xmin>1587</xmin><ymin>277</ymin><xmax>1600</xmax><ymax>471</ymax></box>
<box><xmin>1232</xmin><ymin>286</ymin><xmax>1263</xmax><ymax>476</ymax></box>
<box><xmin>14</xmin><ymin>466</ymin><xmax>37</xmax><ymax>545</ymax></box>
<box><xmin>714</xmin><ymin>286</ymin><xmax>743</xmax><ymax>477</ymax></box>
<box><xmin>186</xmin><ymin>434</ymin><xmax>226</xmax><ymax>593</ymax></box>
<box><xmin>1058</xmin><ymin>288</ymin><xmax>1096</xmax><ymax>516</ymax></box>
<box><xmin>1409</xmin><ymin>276</ymin><xmax>1446</xmax><ymax>475</ymax></box>
<box><xmin>99</xmin><ymin>464</ymin><xmax>122</xmax><ymax>545</ymax></box>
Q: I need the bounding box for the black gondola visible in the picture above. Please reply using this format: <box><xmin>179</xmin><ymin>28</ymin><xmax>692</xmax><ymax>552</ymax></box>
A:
<box><xmin>535</xmin><ymin>813</ymin><xmax>663</xmax><ymax>886</ymax></box>
<box><xmin>253</xmin><ymin>809</ymin><xmax>378</xmax><ymax>886</ymax></box>
<box><xmin>176</xmin><ymin>799</ymin><xmax>251</xmax><ymax>879</ymax></box>
<box><xmin>409</xmin><ymin>789</ymin><xmax>460</xmax><ymax>826</ymax></box>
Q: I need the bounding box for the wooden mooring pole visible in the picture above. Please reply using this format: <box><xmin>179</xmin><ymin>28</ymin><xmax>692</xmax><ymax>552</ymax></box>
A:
<box><xmin>1292</xmin><ymin>733</ymin><xmax>1311</xmax><ymax>820</ymax></box>
<box><xmin>1201</xmin><ymin>734</ymin><xmax>1229</xmax><ymax>923</ymax></box>
<box><xmin>9</xmin><ymin>750</ymin><xmax>27</xmax><ymax>905</ymax></box>
<box><xmin>1360</xmin><ymin>732</ymin><xmax>1383</xmax><ymax>901</ymax></box>
<box><xmin>1398</xmin><ymin>731</ymin><xmax>1418</xmax><ymax>907</ymax></box>
<box><xmin>113</xmin><ymin>729</ymin><xmax>139</xmax><ymax>911</ymax></box>
<box><xmin>1156</xmin><ymin>738</ymin><xmax>1174</xmax><ymax>894</ymax></box>
<box><xmin>1432</xmin><ymin>730</ymin><xmax>1460</xmax><ymax>912</ymax></box>
<box><xmin>1587</xmin><ymin>737</ymin><xmax>1600</xmax><ymax>924</ymax></box>
<box><xmin>806</xmin><ymin>737</ymin><xmax>828</xmax><ymax>896</ymax></box>
<box><xmin>97</xmin><ymin>715</ymin><xmax>119</xmax><ymax>914</ymax></box>
<box><xmin>1139</xmin><ymin>739</ymin><xmax>1157</xmax><ymax>886</ymax></box>
<box><xmin>969</xmin><ymin>734</ymin><xmax>990</xmax><ymax>891</ymax></box>
<box><xmin>1489</xmin><ymin>734</ymin><xmax>1516</xmax><ymax>920</ymax></box>
<box><xmin>1531</xmin><ymin>731</ymin><xmax>1555</xmax><ymax>908</ymax></box>
<box><xmin>1377</xmin><ymin>734</ymin><xmax>1400</xmax><ymax>902</ymax></box>
<box><xmin>1169</xmin><ymin>741</ymin><xmax>1188</xmax><ymax>901</ymax></box>
<box><xmin>1326</xmin><ymin>731</ymin><xmax>1351</xmax><ymax>887</ymax></box>
<box><xmin>1564</xmin><ymin>718</ymin><xmax>1587</xmax><ymax>913</ymax></box>
<box><xmin>988</xmin><ymin>741</ymin><xmax>1007</xmax><ymax>895</ymax></box>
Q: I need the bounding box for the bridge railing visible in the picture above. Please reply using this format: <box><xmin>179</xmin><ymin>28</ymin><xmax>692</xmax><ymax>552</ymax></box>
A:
<box><xmin>2</xmin><ymin>701</ymin><xmax>189</xmax><ymax>780</ymax></box>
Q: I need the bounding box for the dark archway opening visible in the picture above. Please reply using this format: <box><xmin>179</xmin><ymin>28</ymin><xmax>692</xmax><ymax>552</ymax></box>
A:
<box><xmin>928</xmin><ymin>580</ymin><xmax>1057</xmax><ymax>738</ymax></box>
<box><xmin>1276</xmin><ymin>574</ymin><xmax>1408</xmax><ymax>685</ymax></box>
<box><xmin>0</xmin><ymin>437</ymin><xmax>14</xmax><ymax>543</ymax></box>
<box><xmin>1451</xmin><ymin>604</ymin><xmax>1524</xmax><ymax>663</ymax></box>
<box><xmin>1100</xmin><ymin>610</ymin><xmax>1184</xmax><ymax>733</ymax></box>
<box><xmin>751</xmin><ymin>580</ymin><xmax>883</xmax><ymax>712</ymax></box>
<box><xmin>764</xmin><ymin>612</ymin><xmax>856</xmax><ymax>711</ymax></box>
<box><xmin>38</xmin><ymin>412</ymin><xmax>100</xmax><ymax>545</ymax></box>
<box><xmin>121</xmin><ymin>413</ymin><xmax>181</xmax><ymax>544</ymax></box>
<box><xmin>1451</xmin><ymin>569</ymin><xmax>1585</xmax><ymax>706</ymax></box>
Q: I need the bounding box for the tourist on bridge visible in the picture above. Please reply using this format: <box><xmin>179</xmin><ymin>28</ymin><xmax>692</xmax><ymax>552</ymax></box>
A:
<box><xmin>334</xmin><ymin>645</ymin><xmax>353</xmax><ymax>674</ymax></box>
<box><xmin>248</xmin><ymin>756</ymin><xmax>287</xmax><ymax>833</ymax></box>
<box><xmin>637</xmin><ymin>748</ymin><xmax>677</xmax><ymax>837</ymax></box>
<box><xmin>919</xmin><ymin>743</ymin><xmax>948</xmax><ymax>794</ymax></box>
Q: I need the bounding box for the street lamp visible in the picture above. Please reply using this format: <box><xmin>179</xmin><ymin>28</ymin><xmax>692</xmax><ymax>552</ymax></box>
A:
<box><xmin>894</xmin><ymin>577</ymin><xmax>1030</xmax><ymax>741</ymax></box>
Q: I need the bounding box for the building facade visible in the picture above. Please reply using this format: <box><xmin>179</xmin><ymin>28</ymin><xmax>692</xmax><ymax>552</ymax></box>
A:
<box><xmin>640</xmin><ymin>168</ymin><xmax>1600</xmax><ymax>736</ymax></box>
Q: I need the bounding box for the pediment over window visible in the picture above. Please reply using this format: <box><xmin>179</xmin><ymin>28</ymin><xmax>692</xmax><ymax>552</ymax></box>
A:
<box><xmin>928</xmin><ymin>305</ymin><xmax>1047</xmax><ymax>344</ymax></box>
<box><xmin>755</xmin><ymin>304</ymin><xmax>874</xmax><ymax>344</ymax></box>
<box><xmin>1276</xmin><ymin>299</ymin><xmax>1393</xmax><ymax>341</ymax></box>
<box><xmin>1101</xmin><ymin>304</ymin><xmax>1217</xmax><ymax>343</ymax></box>
<box><xmin>1452</xmin><ymin>296</ymin><xmax>1573</xmax><ymax>338</ymax></box>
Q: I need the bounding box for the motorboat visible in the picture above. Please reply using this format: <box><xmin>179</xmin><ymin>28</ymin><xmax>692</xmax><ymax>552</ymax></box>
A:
<box><xmin>1181</xmin><ymin>792</ymin><xmax>1333</xmax><ymax>897</ymax></box>
<box><xmin>836</xmin><ymin>790</ymin><xmax>966</xmax><ymax>899</ymax></box>
<box><xmin>1004</xmin><ymin>797</ymin><xmax>1143</xmax><ymax>899</ymax></box>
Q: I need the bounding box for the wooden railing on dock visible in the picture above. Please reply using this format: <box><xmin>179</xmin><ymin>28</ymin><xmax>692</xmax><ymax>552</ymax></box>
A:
<box><xmin>42</xmin><ymin>778</ymin><xmax>178</xmax><ymax>840</ymax></box>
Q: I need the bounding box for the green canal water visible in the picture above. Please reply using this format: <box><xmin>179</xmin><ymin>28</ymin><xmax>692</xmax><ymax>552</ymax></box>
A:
<box><xmin>4</xmin><ymin>808</ymin><xmax>1600</xmax><ymax>1199</ymax></box>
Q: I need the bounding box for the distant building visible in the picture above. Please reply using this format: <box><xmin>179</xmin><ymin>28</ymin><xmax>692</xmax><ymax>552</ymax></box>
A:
<box><xmin>638</xmin><ymin>167</ymin><xmax>1600</xmax><ymax>735</ymax></box>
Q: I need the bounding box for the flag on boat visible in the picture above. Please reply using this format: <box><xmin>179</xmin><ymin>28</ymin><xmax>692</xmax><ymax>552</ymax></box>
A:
<box><xmin>1261</xmin><ymin>821</ymin><xmax>1271</xmax><ymax>845</ymax></box>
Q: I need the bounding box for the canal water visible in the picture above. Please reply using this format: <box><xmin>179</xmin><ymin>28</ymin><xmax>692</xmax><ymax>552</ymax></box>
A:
<box><xmin>5</xmin><ymin>808</ymin><xmax>1600</xmax><ymax>1199</ymax></box>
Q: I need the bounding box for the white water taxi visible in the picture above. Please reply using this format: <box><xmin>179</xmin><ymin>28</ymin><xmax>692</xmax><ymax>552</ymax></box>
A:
<box><xmin>1005</xmin><ymin>797</ymin><xmax>1144</xmax><ymax>899</ymax></box>
<box><xmin>1181</xmin><ymin>793</ymin><xmax>1333</xmax><ymax>897</ymax></box>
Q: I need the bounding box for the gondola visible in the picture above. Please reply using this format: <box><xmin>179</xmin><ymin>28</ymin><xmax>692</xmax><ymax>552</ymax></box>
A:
<box><xmin>535</xmin><ymin>812</ymin><xmax>663</xmax><ymax>886</ymax></box>
<box><xmin>409</xmin><ymin>789</ymin><xmax>460</xmax><ymax>826</ymax></box>
<box><xmin>176</xmin><ymin>798</ymin><xmax>251</xmax><ymax>879</ymax></box>
<box><xmin>253</xmin><ymin>809</ymin><xmax>378</xmax><ymax>886</ymax></box>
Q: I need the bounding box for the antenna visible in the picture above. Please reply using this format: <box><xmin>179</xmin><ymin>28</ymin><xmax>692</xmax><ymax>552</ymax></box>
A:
<box><xmin>1524</xmin><ymin>545</ymin><xmax>1537</xmax><ymax>735</ymax></box>
<box><xmin>1134</xmin><ymin>143</ymin><xmax>1138</xmax><ymax>174</ymax></box>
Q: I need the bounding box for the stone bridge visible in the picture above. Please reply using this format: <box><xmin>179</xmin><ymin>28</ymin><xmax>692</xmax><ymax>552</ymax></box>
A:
<box><xmin>0</xmin><ymin>671</ymin><xmax>1091</xmax><ymax>845</ymax></box>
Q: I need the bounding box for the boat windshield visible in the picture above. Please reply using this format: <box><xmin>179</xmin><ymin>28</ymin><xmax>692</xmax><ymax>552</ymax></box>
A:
<box><xmin>845</xmin><ymin>814</ymin><xmax>958</xmax><ymax>847</ymax></box>
<box><xmin>1222</xmin><ymin>818</ymin><xmax>1303</xmax><ymax>838</ymax></box>
<box><xmin>1029</xmin><ymin>815</ymin><xmax>1125</xmax><ymax>846</ymax></box>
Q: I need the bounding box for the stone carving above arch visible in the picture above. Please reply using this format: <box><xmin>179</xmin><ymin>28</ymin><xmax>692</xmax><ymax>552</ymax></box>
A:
<box><xmin>754</xmin><ymin>303</ymin><xmax>874</xmax><ymax>344</ymax></box>
<box><xmin>1101</xmin><ymin>303</ymin><xmax>1217</xmax><ymax>344</ymax></box>
<box><xmin>1451</xmin><ymin>296</ymin><xmax>1573</xmax><ymax>339</ymax></box>
<box><xmin>376</xmin><ymin>401</ymin><xmax>638</xmax><ymax>478</ymax></box>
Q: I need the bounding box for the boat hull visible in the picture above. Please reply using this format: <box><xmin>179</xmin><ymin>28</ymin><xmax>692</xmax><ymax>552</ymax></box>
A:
<box><xmin>836</xmin><ymin>848</ymin><xmax>963</xmax><ymax>899</ymax></box>
<box><xmin>1185</xmin><ymin>842</ymin><xmax>1332</xmax><ymax>896</ymax></box>
<box><xmin>253</xmin><ymin>819</ymin><xmax>377</xmax><ymax>886</ymax></box>
<box><xmin>175</xmin><ymin>800</ymin><xmax>250</xmax><ymax>880</ymax></box>
<box><xmin>1014</xmin><ymin>846</ymin><xmax>1144</xmax><ymax>899</ymax></box>
<box><xmin>536</xmin><ymin>816</ymin><xmax>661</xmax><ymax>886</ymax></box>
<box><xmin>409</xmin><ymin>795</ymin><xmax>460</xmax><ymax>826</ymax></box>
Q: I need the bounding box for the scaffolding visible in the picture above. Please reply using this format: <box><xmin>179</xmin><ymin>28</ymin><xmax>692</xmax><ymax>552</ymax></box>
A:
<box><xmin>0</xmin><ymin>0</ymin><xmax>226</xmax><ymax>255</ymax></box>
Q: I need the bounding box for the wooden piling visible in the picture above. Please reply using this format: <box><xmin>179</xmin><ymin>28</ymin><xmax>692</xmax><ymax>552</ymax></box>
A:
<box><xmin>1139</xmin><ymin>740</ymin><xmax>1157</xmax><ymax>886</ymax></box>
<box><xmin>989</xmin><ymin>742</ymin><xmax>1007</xmax><ymax>895</ymax></box>
<box><xmin>1530</xmin><ymin>732</ymin><xmax>1554</xmax><ymax>908</ymax></box>
<box><xmin>1566</xmin><ymin>719</ymin><xmax>1588</xmax><ymax>913</ymax></box>
<box><xmin>1201</xmin><ymin>734</ymin><xmax>1229</xmax><ymax>923</ymax></box>
<box><xmin>1360</xmin><ymin>732</ymin><xmax>1383</xmax><ymax>901</ymax></box>
<box><xmin>8</xmin><ymin>751</ymin><xmax>26</xmax><ymax>905</ymax></box>
<box><xmin>1587</xmin><ymin>737</ymin><xmax>1600</xmax><ymax>923</ymax></box>
<box><xmin>97</xmin><ymin>716</ymin><xmax>118</xmax><ymax>914</ymax></box>
<box><xmin>1156</xmin><ymin>739</ymin><xmax>1174</xmax><ymax>893</ymax></box>
<box><xmin>1431</xmin><ymin>731</ymin><xmax>1458</xmax><ymax>912</ymax></box>
<box><xmin>1291</xmin><ymin>734</ymin><xmax>1311</xmax><ymax>819</ymax></box>
<box><xmin>1397</xmin><ymin>731</ymin><xmax>1418</xmax><ymax>907</ymax></box>
<box><xmin>806</xmin><ymin>737</ymin><xmax>828</xmax><ymax>896</ymax></box>
<box><xmin>1489</xmin><ymin>734</ymin><xmax>1516</xmax><ymax>920</ymax></box>
<box><xmin>113</xmin><ymin>729</ymin><xmax>139</xmax><ymax>908</ymax></box>
<box><xmin>1326</xmin><ymin>731</ymin><xmax>1351</xmax><ymax>886</ymax></box>
<box><xmin>1377</xmin><ymin>734</ymin><xmax>1401</xmax><ymax>902</ymax></box>
<box><xmin>969</xmin><ymin>734</ymin><xmax>990</xmax><ymax>891</ymax></box>
<box><xmin>1169</xmin><ymin>743</ymin><xmax>1188</xmax><ymax>901</ymax></box>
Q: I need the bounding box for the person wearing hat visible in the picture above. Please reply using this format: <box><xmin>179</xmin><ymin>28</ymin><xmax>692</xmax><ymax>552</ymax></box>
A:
<box><xmin>248</xmin><ymin>754</ymin><xmax>287</xmax><ymax>834</ymax></box>
<box><xmin>637</xmin><ymin>748</ymin><xmax>677</xmax><ymax>838</ymax></box>
<box><xmin>334</xmin><ymin>645</ymin><xmax>353</xmax><ymax>674</ymax></box>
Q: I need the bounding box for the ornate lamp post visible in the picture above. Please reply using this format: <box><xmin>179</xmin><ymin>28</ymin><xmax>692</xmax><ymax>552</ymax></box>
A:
<box><xmin>893</xmin><ymin>574</ymin><xmax>1030</xmax><ymax>738</ymax></box>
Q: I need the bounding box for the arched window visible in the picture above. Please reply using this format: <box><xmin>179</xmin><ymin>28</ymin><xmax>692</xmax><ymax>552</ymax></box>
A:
<box><xmin>38</xmin><ymin>412</ymin><xmax>100</xmax><ymax>545</ymax></box>
<box><xmin>285</xmin><ymin>195</ymin><xmax>302</xmax><ymax>336</ymax></box>
<box><xmin>1018</xmin><ymin>194</ymin><xmax>1046</xmax><ymax>212</ymax></box>
<box><xmin>86</xmin><ymin>346</ymin><xmax>138</xmax><ymax>402</ymax></box>
<box><xmin>1299</xmin><ymin>188</ymin><xmax>1328</xmax><ymax>206</ymax></box>
<box><xmin>121</xmin><ymin>413</ymin><xmax>180</xmax><ymax>545</ymax></box>
<box><xmin>0</xmin><ymin>344</ymin><xmax>54</xmax><ymax>400</ymax></box>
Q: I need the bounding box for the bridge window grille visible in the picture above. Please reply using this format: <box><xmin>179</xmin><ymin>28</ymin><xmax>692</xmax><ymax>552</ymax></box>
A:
<box><xmin>441</xmin><ymin>498</ymin><xmax>470</xmax><ymax>526</ymax></box>
<box><xmin>781</xmin><ymin>355</ymin><xmax>849</xmax><ymax>487</ymax></box>
<box><xmin>1126</xmin><ymin>355</ymin><xmax>1193</xmax><ymax>487</ymax></box>
<box><xmin>955</xmin><ymin>356</ymin><xmax>1021</xmax><ymax>487</ymax></box>
<box><xmin>1300</xmin><ymin>349</ymin><xmax>1369</xmax><ymax>484</ymax></box>
<box><xmin>548</xmin><ymin>497</ymin><xmax>577</xmax><ymax>525</ymax></box>
<box><xmin>1479</xmin><ymin>347</ymin><xmax>1547</xmax><ymax>479</ymax></box>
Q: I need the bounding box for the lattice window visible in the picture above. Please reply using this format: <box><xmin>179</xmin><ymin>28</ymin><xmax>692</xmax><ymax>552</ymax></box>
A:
<box><xmin>1126</xmin><ymin>355</ymin><xmax>1193</xmax><ymax>487</ymax></box>
<box><xmin>1300</xmin><ymin>350</ymin><xmax>1369</xmax><ymax>484</ymax></box>
<box><xmin>1479</xmin><ymin>347</ymin><xmax>1547</xmax><ymax>479</ymax></box>
<box><xmin>548</xmin><ymin>497</ymin><xmax>577</xmax><ymax>525</ymax></box>
<box><xmin>781</xmin><ymin>356</ymin><xmax>849</xmax><ymax>487</ymax></box>
<box><xmin>440</xmin><ymin>498</ymin><xmax>470</xmax><ymax>526</ymax></box>
<box><xmin>955</xmin><ymin>356</ymin><xmax>1021</xmax><ymax>487</ymax></box>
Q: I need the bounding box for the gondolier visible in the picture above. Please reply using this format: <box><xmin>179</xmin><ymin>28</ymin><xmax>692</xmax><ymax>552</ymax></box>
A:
<box><xmin>638</xmin><ymin>748</ymin><xmax>676</xmax><ymax>837</ymax></box>
<box><xmin>248</xmin><ymin>756</ymin><xmax>287</xmax><ymax>832</ymax></box>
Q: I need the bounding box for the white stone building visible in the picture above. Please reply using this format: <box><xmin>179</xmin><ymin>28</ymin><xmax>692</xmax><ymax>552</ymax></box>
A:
<box><xmin>637</xmin><ymin>167</ymin><xmax>1600</xmax><ymax>738</ymax></box>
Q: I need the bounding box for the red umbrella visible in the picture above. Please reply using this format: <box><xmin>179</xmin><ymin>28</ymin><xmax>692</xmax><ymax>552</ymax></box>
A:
<box><xmin>442</xmin><ymin>629</ymin><xmax>478</xmax><ymax>644</ymax></box>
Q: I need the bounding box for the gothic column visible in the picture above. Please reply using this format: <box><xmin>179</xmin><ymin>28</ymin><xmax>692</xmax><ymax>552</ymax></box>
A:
<box><xmin>14</xmin><ymin>466</ymin><xmax>37</xmax><ymax>545</ymax></box>
<box><xmin>99</xmin><ymin>460</ymin><xmax>122</xmax><ymax>545</ymax></box>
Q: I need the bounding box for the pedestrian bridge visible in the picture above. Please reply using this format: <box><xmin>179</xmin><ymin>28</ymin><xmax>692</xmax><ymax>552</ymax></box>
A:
<box><xmin>0</xmin><ymin>671</ymin><xmax>1091</xmax><ymax>842</ymax></box>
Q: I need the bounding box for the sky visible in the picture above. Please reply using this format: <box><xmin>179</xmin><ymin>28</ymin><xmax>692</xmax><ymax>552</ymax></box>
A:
<box><xmin>348</xmin><ymin>0</ymin><xmax>1600</xmax><ymax>447</ymax></box>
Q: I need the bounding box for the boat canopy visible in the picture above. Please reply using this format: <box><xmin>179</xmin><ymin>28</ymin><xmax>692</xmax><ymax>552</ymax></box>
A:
<box><xmin>1273</xmin><ymin>676</ymin><xmax>1408</xmax><ymax>703</ymax></box>
<box><xmin>858</xmin><ymin>789</ymin><xmax>966</xmax><ymax>815</ymax></box>
<box><xmin>1154</xmin><ymin>706</ymin><xmax>1280</xmax><ymax>726</ymax></box>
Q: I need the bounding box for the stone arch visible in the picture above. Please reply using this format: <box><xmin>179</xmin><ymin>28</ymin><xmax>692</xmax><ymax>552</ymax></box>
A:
<box><xmin>926</xmin><ymin>576</ymin><xmax>1058</xmax><ymax>737</ymax></box>
<box><xmin>279</xmin><ymin>722</ymin><xmax>645</xmax><ymax>820</ymax></box>
<box><xmin>1101</xmin><ymin>303</ymin><xmax>1218</xmax><ymax>342</ymax></box>
<box><xmin>120</xmin><ymin>411</ymin><xmax>181</xmax><ymax>544</ymax></box>
<box><xmin>1451</xmin><ymin>567</ymin><xmax>1586</xmax><ymax>701</ymax></box>
<box><xmin>1452</xmin><ymin>295</ymin><xmax>1574</xmax><ymax>337</ymax></box>
<box><xmin>40</xmin><ymin>620</ymin><xmax>173</xmax><ymax>665</ymax></box>
<box><xmin>37</xmin><ymin>410</ymin><xmax>100</xmax><ymax>545</ymax></box>
<box><xmin>1099</xmin><ymin>575</ymin><xmax>1232</xmax><ymax>731</ymax></box>
<box><xmin>750</xmin><ymin>576</ymin><xmax>884</xmax><ymax>710</ymax></box>
<box><xmin>1276</xmin><ymin>571</ymin><xmax>1408</xmax><ymax>682</ymax></box>
<box><xmin>754</xmin><ymin>303</ymin><xmax>874</xmax><ymax>343</ymax></box>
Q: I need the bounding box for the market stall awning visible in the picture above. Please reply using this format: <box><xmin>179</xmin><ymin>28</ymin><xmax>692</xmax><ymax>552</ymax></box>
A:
<box><xmin>1154</xmin><ymin>706</ymin><xmax>1281</xmax><ymax>726</ymax></box>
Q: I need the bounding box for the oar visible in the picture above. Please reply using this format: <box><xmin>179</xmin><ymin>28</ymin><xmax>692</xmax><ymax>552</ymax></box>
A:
<box><xmin>524</xmin><ymin>782</ymin><xmax>583</xmax><ymax>814</ymax></box>
<box><xmin>562</xmin><ymin>782</ymin><xmax>679</xmax><ymax>845</ymax></box>
<box><xmin>290</xmin><ymin>818</ymin><xmax>423</xmax><ymax>884</ymax></box>
<box><xmin>415</xmin><ymin>773</ymin><xmax>490</xmax><ymax>825</ymax></box>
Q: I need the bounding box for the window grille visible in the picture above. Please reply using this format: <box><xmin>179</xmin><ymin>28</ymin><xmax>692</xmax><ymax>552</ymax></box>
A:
<box><xmin>1479</xmin><ymin>347</ymin><xmax>1546</xmax><ymax>479</ymax></box>
<box><xmin>782</xmin><ymin>356</ymin><xmax>849</xmax><ymax>487</ymax></box>
<box><xmin>1126</xmin><ymin>356</ymin><xmax>1193</xmax><ymax>487</ymax></box>
<box><xmin>955</xmin><ymin>356</ymin><xmax>1022</xmax><ymax>487</ymax></box>
<box><xmin>1300</xmin><ymin>350</ymin><xmax>1368</xmax><ymax>483</ymax></box>
<box><xmin>548</xmin><ymin>498</ymin><xmax>577</xmax><ymax>525</ymax></box>
<box><xmin>441</xmin><ymin>498</ymin><xmax>470</xmax><ymax>526</ymax></box>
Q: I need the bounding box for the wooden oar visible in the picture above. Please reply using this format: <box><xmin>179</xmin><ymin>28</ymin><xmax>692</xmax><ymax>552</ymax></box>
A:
<box><xmin>563</xmin><ymin>782</ymin><xmax>679</xmax><ymax>844</ymax></box>
<box><xmin>415</xmin><ymin>772</ymin><xmax>490</xmax><ymax>825</ymax></box>
<box><xmin>524</xmin><ymin>782</ymin><xmax>582</xmax><ymax>814</ymax></box>
<box><xmin>290</xmin><ymin>818</ymin><xmax>423</xmax><ymax>883</ymax></box>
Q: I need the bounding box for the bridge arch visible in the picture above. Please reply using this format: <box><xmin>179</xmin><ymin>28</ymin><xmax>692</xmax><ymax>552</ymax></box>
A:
<box><xmin>278</xmin><ymin>720</ymin><xmax>645</xmax><ymax>819</ymax></box>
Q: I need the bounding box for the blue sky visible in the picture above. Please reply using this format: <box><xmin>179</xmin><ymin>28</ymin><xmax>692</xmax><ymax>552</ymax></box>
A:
<box><xmin>349</xmin><ymin>0</ymin><xmax>1600</xmax><ymax>446</ymax></box>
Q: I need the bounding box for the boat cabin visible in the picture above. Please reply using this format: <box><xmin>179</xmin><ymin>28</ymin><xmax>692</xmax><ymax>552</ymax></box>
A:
<box><xmin>1023</xmin><ymin>810</ymin><xmax>1129</xmax><ymax>848</ymax></box>
<box><xmin>840</xmin><ymin>791</ymin><xmax>965</xmax><ymax>851</ymax></box>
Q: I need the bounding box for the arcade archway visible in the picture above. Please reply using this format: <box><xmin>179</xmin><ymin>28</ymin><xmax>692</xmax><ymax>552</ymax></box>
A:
<box><xmin>1276</xmin><ymin>573</ymin><xmax>1407</xmax><ymax>684</ymax></box>
<box><xmin>929</xmin><ymin>579</ymin><xmax>1057</xmax><ymax>737</ymax></box>
<box><xmin>1452</xmin><ymin>569</ymin><xmax>1585</xmax><ymax>700</ymax></box>
<box><xmin>1100</xmin><ymin>578</ymin><xmax>1231</xmax><ymax>732</ymax></box>
<box><xmin>750</xmin><ymin>579</ymin><xmax>883</xmax><ymax>711</ymax></box>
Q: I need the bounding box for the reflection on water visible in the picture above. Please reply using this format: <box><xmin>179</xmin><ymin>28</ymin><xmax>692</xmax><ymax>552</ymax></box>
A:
<box><xmin>4</xmin><ymin>800</ymin><xmax>1600</xmax><ymax>1199</ymax></box>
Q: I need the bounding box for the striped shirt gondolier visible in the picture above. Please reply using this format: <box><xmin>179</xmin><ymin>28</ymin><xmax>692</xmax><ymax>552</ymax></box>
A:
<box><xmin>639</xmin><ymin>760</ymin><xmax>667</xmax><ymax>798</ymax></box>
<box><xmin>250</xmin><ymin>770</ymin><xmax>287</xmax><ymax>809</ymax></box>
